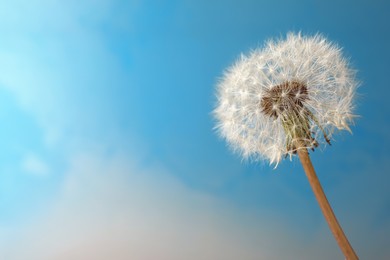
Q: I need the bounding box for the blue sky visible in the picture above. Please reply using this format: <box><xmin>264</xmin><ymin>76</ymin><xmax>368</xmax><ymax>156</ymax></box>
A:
<box><xmin>0</xmin><ymin>0</ymin><xmax>389</xmax><ymax>259</ymax></box>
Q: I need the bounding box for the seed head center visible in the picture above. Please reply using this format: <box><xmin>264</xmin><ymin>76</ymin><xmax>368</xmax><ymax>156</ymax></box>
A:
<box><xmin>260</xmin><ymin>81</ymin><xmax>308</xmax><ymax>118</ymax></box>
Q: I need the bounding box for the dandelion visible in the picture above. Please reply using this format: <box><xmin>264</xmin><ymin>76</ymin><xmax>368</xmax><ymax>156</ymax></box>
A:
<box><xmin>213</xmin><ymin>33</ymin><xmax>359</xmax><ymax>259</ymax></box>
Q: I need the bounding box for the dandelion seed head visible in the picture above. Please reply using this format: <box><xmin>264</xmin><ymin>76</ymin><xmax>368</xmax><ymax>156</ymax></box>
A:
<box><xmin>213</xmin><ymin>32</ymin><xmax>358</xmax><ymax>165</ymax></box>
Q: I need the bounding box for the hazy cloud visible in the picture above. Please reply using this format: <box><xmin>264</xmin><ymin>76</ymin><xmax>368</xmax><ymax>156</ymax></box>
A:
<box><xmin>21</xmin><ymin>153</ymin><xmax>50</xmax><ymax>176</ymax></box>
<box><xmin>0</xmin><ymin>149</ymin><xmax>345</xmax><ymax>260</ymax></box>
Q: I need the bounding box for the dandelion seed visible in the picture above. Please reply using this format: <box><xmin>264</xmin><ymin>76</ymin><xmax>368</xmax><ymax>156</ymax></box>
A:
<box><xmin>213</xmin><ymin>32</ymin><xmax>359</xmax><ymax>259</ymax></box>
<box><xmin>214</xmin><ymin>32</ymin><xmax>357</xmax><ymax>164</ymax></box>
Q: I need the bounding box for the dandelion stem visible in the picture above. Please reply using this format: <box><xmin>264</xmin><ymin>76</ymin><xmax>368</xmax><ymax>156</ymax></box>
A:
<box><xmin>296</xmin><ymin>145</ymin><xmax>358</xmax><ymax>260</ymax></box>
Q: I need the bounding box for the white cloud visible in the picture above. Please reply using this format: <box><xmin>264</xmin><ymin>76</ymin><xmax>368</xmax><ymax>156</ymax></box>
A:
<box><xmin>0</xmin><ymin>149</ymin><xmax>344</xmax><ymax>260</ymax></box>
<box><xmin>21</xmin><ymin>154</ymin><xmax>50</xmax><ymax>176</ymax></box>
<box><xmin>0</xmin><ymin>0</ymin><xmax>136</xmax><ymax>148</ymax></box>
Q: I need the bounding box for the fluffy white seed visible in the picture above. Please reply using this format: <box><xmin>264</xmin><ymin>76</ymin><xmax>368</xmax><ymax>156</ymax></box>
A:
<box><xmin>213</xmin><ymin>32</ymin><xmax>358</xmax><ymax>166</ymax></box>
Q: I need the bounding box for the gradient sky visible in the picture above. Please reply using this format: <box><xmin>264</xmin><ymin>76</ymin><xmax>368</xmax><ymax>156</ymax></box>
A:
<box><xmin>0</xmin><ymin>0</ymin><xmax>389</xmax><ymax>259</ymax></box>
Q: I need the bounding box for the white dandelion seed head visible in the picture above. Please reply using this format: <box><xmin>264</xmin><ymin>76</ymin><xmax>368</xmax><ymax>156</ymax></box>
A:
<box><xmin>213</xmin><ymin>32</ymin><xmax>358</xmax><ymax>166</ymax></box>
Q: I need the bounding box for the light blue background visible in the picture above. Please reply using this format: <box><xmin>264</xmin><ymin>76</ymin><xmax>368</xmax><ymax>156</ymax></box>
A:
<box><xmin>0</xmin><ymin>0</ymin><xmax>389</xmax><ymax>259</ymax></box>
